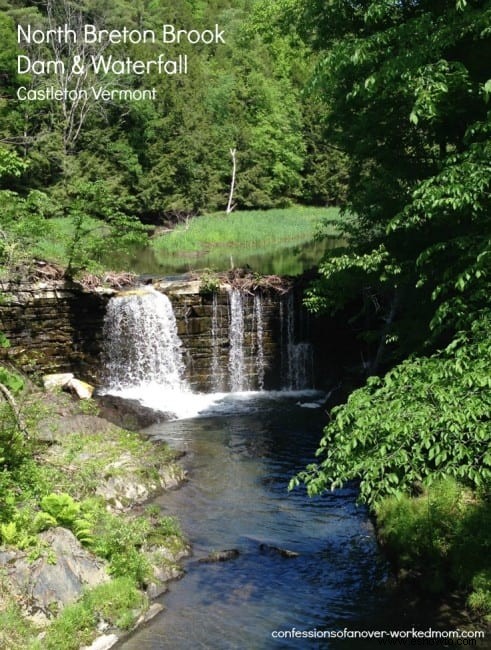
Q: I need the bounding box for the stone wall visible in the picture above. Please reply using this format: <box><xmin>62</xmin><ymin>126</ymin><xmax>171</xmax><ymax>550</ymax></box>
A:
<box><xmin>0</xmin><ymin>279</ymin><xmax>308</xmax><ymax>390</ymax></box>
<box><xmin>0</xmin><ymin>278</ymin><xmax>352</xmax><ymax>392</ymax></box>
<box><xmin>160</xmin><ymin>280</ymin><xmax>285</xmax><ymax>391</ymax></box>
<box><xmin>0</xmin><ymin>280</ymin><xmax>111</xmax><ymax>382</ymax></box>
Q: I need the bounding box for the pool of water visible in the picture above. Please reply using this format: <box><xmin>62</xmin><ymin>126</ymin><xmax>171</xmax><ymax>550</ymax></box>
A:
<box><xmin>106</xmin><ymin>238</ymin><xmax>342</xmax><ymax>277</ymax></box>
<box><xmin>116</xmin><ymin>393</ymin><xmax>390</xmax><ymax>649</ymax></box>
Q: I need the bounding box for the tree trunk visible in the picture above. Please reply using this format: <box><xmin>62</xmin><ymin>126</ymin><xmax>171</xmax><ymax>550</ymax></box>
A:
<box><xmin>0</xmin><ymin>382</ymin><xmax>29</xmax><ymax>439</ymax></box>
<box><xmin>226</xmin><ymin>148</ymin><xmax>237</xmax><ymax>214</ymax></box>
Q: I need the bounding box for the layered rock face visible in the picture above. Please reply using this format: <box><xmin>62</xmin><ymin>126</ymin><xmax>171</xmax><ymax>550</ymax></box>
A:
<box><xmin>0</xmin><ymin>280</ymin><xmax>110</xmax><ymax>381</ymax></box>
<box><xmin>0</xmin><ymin>279</ymin><xmax>316</xmax><ymax>392</ymax></box>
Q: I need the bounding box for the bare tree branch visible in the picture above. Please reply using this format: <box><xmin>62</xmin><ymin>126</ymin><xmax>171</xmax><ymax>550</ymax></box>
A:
<box><xmin>0</xmin><ymin>382</ymin><xmax>29</xmax><ymax>440</ymax></box>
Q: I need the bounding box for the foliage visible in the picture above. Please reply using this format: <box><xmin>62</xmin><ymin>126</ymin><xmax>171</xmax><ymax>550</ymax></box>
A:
<box><xmin>297</xmin><ymin>0</ymin><xmax>490</xmax><ymax>365</ymax></box>
<box><xmin>0</xmin><ymin>147</ymin><xmax>55</xmax><ymax>271</ymax></box>
<box><xmin>0</xmin><ymin>377</ymin><xmax>185</xmax><ymax>646</ymax></box>
<box><xmin>38</xmin><ymin>577</ymin><xmax>148</xmax><ymax>650</ymax></box>
<box><xmin>40</xmin><ymin>493</ymin><xmax>94</xmax><ymax>545</ymax></box>
<box><xmin>376</xmin><ymin>479</ymin><xmax>491</xmax><ymax>615</ymax></box>
<box><xmin>90</xmin><ymin>510</ymin><xmax>152</xmax><ymax>584</ymax></box>
<box><xmin>0</xmin><ymin>598</ymin><xmax>36</xmax><ymax>650</ymax></box>
<box><xmin>290</xmin><ymin>313</ymin><xmax>491</xmax><ymax>505</ymax></box>
<box><xmin>0</xmin><ymin>367</ymin><xmax>27</xmax><ymax>470</ymax></box>
<box><xmin>62</xmin><ymin>181</ymin><xmax>149</xmax><ymax>276</ymax></box>
<box><xmin>0</xmin><ymin>366</ymin><xmax>24</xmax><ymax>394</ymax></box>
<box><xmin>199</xmin><ymin>270</ymin><xmax>221</xmax><ymax>296</ymax></box>
<box><xmin>468</xmin><ymin>570</ymin><xmax>491</xmax><ymax>620</ymax></box>
<box><xmin>0</xmin><ymin>0</ymin><xmax>343</xmax><ymax>227</ymax></box>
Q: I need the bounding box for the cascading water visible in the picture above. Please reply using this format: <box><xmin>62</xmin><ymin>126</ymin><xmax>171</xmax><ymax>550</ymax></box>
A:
<box><xmin>281</xmin><ymin>292</ymin><xmax>314</xmax><ymax>390</ymax></box>
<box><xmin>102</xmin><ymin>284</ymin><xmax>318</xmax><ymax>420</ymax></box>
<box><xmin>253</xmin><ymin>293</ymin><xmax>265</xmax><ymax>390</ymax></box>
<box><xmin>210</xmin><ymin>293</ymin><xmax>224</xmax><ymax>392</ymax></box>
<box><xmin>103</xmin><ymin>287</ymin><xmax>186</xmax><ymax>391</ymax></box>
<box><xmin>227</xmin><ymin>288</ymin><xmax>248</xmax><ymax>392</ymax></box>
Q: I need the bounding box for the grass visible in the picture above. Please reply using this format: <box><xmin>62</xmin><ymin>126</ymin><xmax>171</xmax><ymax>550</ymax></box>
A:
<box><xmin>0</xmin><ymin>390</ymin><xmax>188</xmax><ymax>648</ymax></box>
<box><xmin>30</xmin><ymin>216</ymin><xmax>105</xmax><ymax>267</ymax></box>
<box><xmin>151</xmin><ymin>206</ymin><xmax>341</xmax><ymax>254</ymax></box>
<box><xmin>0</xmin><ymin>598</ymin><xmax>36</xmax><ymax>650</ymax></box>
<box><xmin>28</xmin><ymin>207</ymin><xmax>342</xmax><ymax>276</ymax></box>
<box><xmin>29</xmin><ymin>577</ymin><xmax>148</xmax><ymax>650</ymax></box>
<box><xmin>376</xmin><ymin>478</ymin><xmax>491</xmax><ymax>619</ymax></box>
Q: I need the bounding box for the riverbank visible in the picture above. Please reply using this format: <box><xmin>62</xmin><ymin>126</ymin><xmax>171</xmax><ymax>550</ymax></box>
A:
<box><xmin>0</xmin><ymin>385</ymin><xmax>189</xmax><ymax>650</ymax></box>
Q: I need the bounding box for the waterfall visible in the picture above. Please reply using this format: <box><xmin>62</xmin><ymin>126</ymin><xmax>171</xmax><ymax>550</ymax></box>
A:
<box><xmin>281</xmin><ymin>293</ymin><xmax>314</xmax><ymax>390</ymax></box>
<box><xmin>101</xmin><ymin>284</ymin><xmax>316</xmax><ymax>420</ymax></box>
<box><xmin>210</xmin><ymin>292</ymin><xmax>224</xmax><ymax>392</ymax></box>
<box><xmin>227</xmin><ymin>288</ymin><xmax>248</xmax><ymax>392</ymax></box>
<box><xmin>103</xmin><ymin>287</ymin><xmax>186</xmax><ymax>391</ymax></box>
<box><xmin>253</xmin><ymin>293</ymin><xmax>265</xmax><ymax>390</ymax></box>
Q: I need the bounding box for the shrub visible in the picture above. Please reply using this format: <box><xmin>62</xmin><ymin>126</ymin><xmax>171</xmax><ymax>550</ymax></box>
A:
<box><xmin>291</xmin><ymin>314</ymin><xmax>491</xmax><ymax>505</ymax></box>
<box><xmin>376</xmin><ymin>478</ymin><xmax>491</xmax><ymax>609</ymax></box>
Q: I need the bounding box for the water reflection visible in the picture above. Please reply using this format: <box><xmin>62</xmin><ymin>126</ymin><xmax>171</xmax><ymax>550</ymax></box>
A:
<box><xmin>107</xmin><ymin>238</ymin><xmax>342</xmax><ymax>277</ymax></box>
<box><xmin>117</xmin><ymin>396</ymin><xmax>388</xmax><ymax>650</ymax></box>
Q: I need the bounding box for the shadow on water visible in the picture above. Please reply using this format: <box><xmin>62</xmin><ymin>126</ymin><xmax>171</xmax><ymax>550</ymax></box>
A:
<box><xmin>116</xmin><ymin>396</ymin><xmax>395</xmax><ymax>650</ymax></box>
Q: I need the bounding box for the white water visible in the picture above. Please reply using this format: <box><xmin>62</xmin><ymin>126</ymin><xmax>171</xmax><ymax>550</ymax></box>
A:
<box><xmin>102</xmin><ymin>287</ymin><xmax>319</xmax><ymax>420</ymax></box>
<box><xmin>210</xmin><ymin>292</ymin><xmax>223</xmax><ymax>392</ymax></box>
<box><xmin>227</xmin><ymin>288</ymin><xmax>247</xmax><ymax>392</ymax></box>
<box><xmin>253</xmin><ymin>293</ymin><xmax>265</xmax><ymax>390</ymax></box>
<box><xmin>103</xmin><ymin>287</ymin><xmax>186</xmax><ymax>391</ymax></box>
<box><xmin>281</xmin><ymin>293</ymin><xmax>314</xmax><ymax>390</ymax></box>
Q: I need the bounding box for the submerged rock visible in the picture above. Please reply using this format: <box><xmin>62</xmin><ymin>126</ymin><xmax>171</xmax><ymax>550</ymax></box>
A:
<box><xmin>259</xmin><ymin>543</ymin><xmax>299</xmax><ymax>558</ymax></box>
<box><xmin>198</xmin><ymin>549</ymin><xmax>240</xmax><ymax>563</ymax></box>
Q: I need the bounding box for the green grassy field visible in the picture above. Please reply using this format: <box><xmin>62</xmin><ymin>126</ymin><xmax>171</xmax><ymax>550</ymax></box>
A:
<box><xmin>30</xmin><ymin>207</ymin><xmax>342</xmax><ymax>275</ymax></box>
<box><xmin>151</xmin><ymin>207</ymin><xmax>341</xmax><ymax>254</ymax></box>
<box><xmin>31</xmin><ymin>215</ymin><xmax>107</xmax><ymax>266</ymax></box>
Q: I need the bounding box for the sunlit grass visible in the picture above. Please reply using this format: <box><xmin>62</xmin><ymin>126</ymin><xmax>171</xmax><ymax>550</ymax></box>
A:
<box><xmin>30</xmin><ymin>207</ymin><xmax>343</xmax><ymax>275</ymax></box>
<box><xmin>31</xmin><ymin>216</ymin><xmax>105</xmax><ymax>265</ymax></box>
<box><xmin>151</xmin><ymin>207</ymin><xmax>341</xmax><ymax>254</ymax></box>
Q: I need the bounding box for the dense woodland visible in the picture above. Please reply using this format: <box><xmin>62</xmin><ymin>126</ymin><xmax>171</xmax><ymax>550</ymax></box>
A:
<box><xmin>0</xmin><ymin>0</ymin><xmax>346</xmax><ymax>221</ymax></box>
<box><xmin>0</xmin><ymin>0</ymin><xmax>490</xmax><ymax>638</ymax></box>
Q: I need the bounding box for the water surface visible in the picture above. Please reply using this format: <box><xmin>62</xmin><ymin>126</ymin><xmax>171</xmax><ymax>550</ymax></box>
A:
<box><xmin>117</xmin><ymin>394</ymin><xmax>389</xmax><ymax>649</ymax></box>
<box><xmin>107</xmin><ymin>238</ymin><xmax>341</xmax><ymax>277</ymax></box>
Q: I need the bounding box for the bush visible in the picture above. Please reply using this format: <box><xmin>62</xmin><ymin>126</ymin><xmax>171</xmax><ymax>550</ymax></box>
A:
<box><xmin>376</xmin><ymin>478</ymin><xmax>491</xmax><ymax>612</ymax></box>
<box><xmin>291</xmin><ymin>314</ymin><xmax>491</xmax><ymax>505</ymax></box>
<box><xmin>39</xmin><ymin>577</ymin><xmax>148</xmax><ymax>649</ymax></box>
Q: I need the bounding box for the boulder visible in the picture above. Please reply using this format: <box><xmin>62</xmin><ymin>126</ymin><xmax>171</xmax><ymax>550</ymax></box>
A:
<box><xmin>43</xmin><ymin>373</ymin><xmax>74</xmax><ymax>391</ymax></box>
<box><xmin>259</xmin><ymin>543</ymin><xmax>299</xmax><ymax>558</ymax></box>
<box><xmin>66</xmin><ymin>378</ymin><xmax>94</xmax><ymax>399</ymax></box>
<box><xmin>96</xmin><ymin>394</ymin><xmax>170</xmax><ymax>429</ymax></box>
<box><xmin>198</xmin><ymin>549</ymin><xmax>240</xmax><ymax>563</ymax></box>
<box><xmin>0</xmin><ymin>527</ymin><xmax>109</xmax><ymax>616</ymax></box>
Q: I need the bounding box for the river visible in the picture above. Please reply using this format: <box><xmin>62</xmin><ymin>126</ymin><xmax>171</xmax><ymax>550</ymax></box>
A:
<box><xmin>116</xmin><ymin>392</ymin><xmax>390</xmax><ymax>649</ymax></box>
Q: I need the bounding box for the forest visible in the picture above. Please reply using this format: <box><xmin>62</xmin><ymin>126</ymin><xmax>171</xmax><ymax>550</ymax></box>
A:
<box><xmin>0</xmin><ymin>0</ymin><xmax>490</xmax><ymax>645</ymax></box>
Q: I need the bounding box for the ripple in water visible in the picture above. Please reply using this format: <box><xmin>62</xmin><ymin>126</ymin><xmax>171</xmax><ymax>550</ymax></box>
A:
<box><xmin>116</xmin><ymin>396</ymin><xmax>389</xmax><ymax>650</ymax></box>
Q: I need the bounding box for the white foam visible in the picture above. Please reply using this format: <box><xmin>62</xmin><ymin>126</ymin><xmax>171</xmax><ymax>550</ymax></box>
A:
<box><xmin>100</xmin><ymin>384</ymin><xmax>324</xmax><ymax>421</ymax></box>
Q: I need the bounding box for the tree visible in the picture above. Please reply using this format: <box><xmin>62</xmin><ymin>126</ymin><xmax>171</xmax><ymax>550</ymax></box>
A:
<box><xmin>291</xmin><ymin>0</ymin><xmax>491</xmax><ymax>501</ymax></box>
<box><xmin>300</xmin><ymin>0</ymin><xmax>490</xmax><ymax>359</ymax></box>
<box><xmin>62</xmin><ymin>180</ymin><xmax>148</xmax><ymax>276</ymax></box>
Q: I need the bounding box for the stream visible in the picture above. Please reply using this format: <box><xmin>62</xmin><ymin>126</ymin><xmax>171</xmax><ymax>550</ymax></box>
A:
<box><xmin>116</xmin><ymin>392</ymin><xmax>389</xmax><ymax>649</ymax></box>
